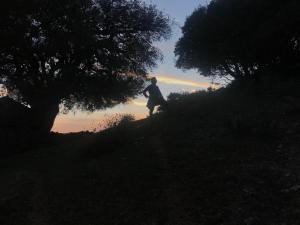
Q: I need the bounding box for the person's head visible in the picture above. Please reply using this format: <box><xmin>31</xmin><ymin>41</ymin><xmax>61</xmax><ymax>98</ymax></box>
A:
<box><xmin>151</xmin><ymin>77</ymin><xmax>157</xmax><ymax>85</ymax></box>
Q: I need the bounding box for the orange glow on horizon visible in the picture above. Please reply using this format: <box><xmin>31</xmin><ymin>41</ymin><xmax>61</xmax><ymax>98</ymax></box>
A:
<box><xmin>52</xmin><ymin>111</ymin><xmax>146</xmax><ymax>133</ymax></box>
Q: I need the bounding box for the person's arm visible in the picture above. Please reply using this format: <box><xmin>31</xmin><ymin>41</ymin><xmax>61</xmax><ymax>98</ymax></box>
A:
<box><xmin>143</xmin><ymin>86</ymin><xmax>149</xmax><ymax>98</ymax></box>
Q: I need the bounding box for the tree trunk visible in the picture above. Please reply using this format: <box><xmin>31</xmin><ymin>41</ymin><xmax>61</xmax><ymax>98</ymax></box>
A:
<box><xmin>30</xmin><ymin>101</ymin><xmax>60</xmax><ymax>135</ymax></box>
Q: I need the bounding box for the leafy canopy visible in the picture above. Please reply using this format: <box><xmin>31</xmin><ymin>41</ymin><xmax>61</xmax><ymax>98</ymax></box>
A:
<box><xmin>0</xmin><ymin>0</ymin><xmax>171</xmax><ymax>111</ymax></box>
<box><xmin>175</xmin><ymin>0</ymin><xmax>300</xmax><ymax>80</ymax></box>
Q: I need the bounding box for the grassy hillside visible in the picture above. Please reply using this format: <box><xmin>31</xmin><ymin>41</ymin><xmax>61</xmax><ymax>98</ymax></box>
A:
<box><xmin>0</xmin><ymin>78</ymin><xmax>300</xmax><ymax>225</ymax></box>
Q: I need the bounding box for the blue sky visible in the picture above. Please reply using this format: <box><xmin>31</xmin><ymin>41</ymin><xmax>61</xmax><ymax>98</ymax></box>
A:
<box><xmin>53</xmin><ymin>0</ymin><xmax>212</xmax><ymax>133</ymax></box>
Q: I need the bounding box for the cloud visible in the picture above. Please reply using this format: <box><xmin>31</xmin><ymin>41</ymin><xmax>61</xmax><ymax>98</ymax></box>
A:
<box><xmin>154</xmin><ymin>75</ymin><xmax>221</xmax><ymax>89</ymax></box>
<box><xmin>155</xmin><ymin>41</ymin><xmax>175</xmax><ymax>53</ymax></box>
<box><xmin>132</xmin><ymin>100</ymin><xmax>147</xmax><ymax>107</ymax></box>
<box><xmin>0</xmin><ymin>85</ymin><xmax>7</xmax><ymax>97</ymax></box>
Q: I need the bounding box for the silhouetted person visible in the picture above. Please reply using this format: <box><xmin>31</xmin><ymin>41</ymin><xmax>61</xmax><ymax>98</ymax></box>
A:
<box><xmin>143</xmin><ymin>77</ymin><xmax>168</xmax><ymax>116</ymax></box>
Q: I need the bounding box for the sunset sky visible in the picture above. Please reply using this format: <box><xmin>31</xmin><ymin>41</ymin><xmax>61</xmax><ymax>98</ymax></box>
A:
<box><xmin>52</xmin><ymin>0</ymin><xmax>212</xmax><ymax>133</ymax></box>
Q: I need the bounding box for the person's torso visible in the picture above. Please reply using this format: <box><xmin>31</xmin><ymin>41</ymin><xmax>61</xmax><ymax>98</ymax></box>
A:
<box><xmin>148</xmin><ymin>84</ymin><xmax>162</xmax><ymax>98</ymax></box>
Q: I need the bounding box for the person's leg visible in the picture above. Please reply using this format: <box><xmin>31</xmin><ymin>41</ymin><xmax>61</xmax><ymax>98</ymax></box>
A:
<box><xmin>147</xmin><ymin>99</ymin><xmax>155</xmax><ymax>117</ymax></box>
<box><xmin>149</xmin><ymin>106</ymin><xmax>154</xmax><ymax>116</ymax></box>
<box><xmin>159</xmin><ymin>99</ymin><xmax>168</xmax><ymax>113</ymax></box>
<box><xmin>162</xmin><ymin>100</ymin><xmax>168</xmax><ymax>112</ymax></box>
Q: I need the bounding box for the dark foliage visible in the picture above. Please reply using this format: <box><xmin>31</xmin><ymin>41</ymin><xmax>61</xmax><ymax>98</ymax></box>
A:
<box><xmin>0</xmin><ymin>97</ymin><xmax>34</xmax><ymax>155</ymax></box>
<box><xmin>0</xmin><ymin>0</ymin><xmax>171</xmax><ymax>133</ymax></box>
<box><xmin>175</xmin><ymin>0</ymin><xmax>300</xmax><ymax>80</ymax></box>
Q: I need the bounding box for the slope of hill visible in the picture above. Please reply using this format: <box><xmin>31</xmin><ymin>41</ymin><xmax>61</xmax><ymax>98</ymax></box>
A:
<box><xmin>0</xmin><ymin>79</ymin><xmax>299</xmax><ymax>225</ymax></box>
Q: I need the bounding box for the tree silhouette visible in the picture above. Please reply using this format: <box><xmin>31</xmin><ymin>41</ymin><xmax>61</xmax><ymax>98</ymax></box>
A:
<box><xmin>0</xmin><ymin>0</ymin><xmax>171</xmax><ymax>133</ymax></box>
<box><xmin>175</xmin><ymin>0</ymin><xmax>300</xmax><ymax>80</ymax></box>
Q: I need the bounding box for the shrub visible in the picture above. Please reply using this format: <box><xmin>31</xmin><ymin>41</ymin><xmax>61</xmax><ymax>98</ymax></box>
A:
<box><xmin>102</xmin><ymin>114</ymin><xmax>135</xmax><ymax>130</ymax></box>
